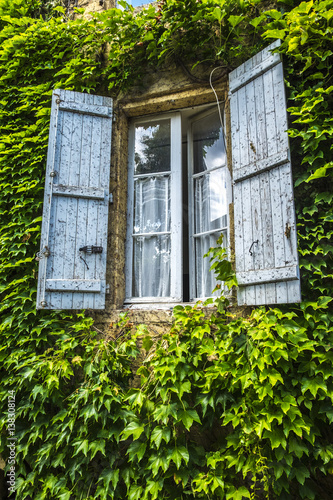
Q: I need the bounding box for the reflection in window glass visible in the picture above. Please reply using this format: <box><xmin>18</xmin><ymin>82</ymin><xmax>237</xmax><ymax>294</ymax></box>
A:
<box><xmin>135</xmin><ymin>120</ymin><xmax>170</xmax><ymax>175</ymax></box>
<box><xmin>192</xmin><ymin>112</ymin><xmax>226</xmax><ymax>174</ymax></box>
<box><xmin>194</xmin><ymin>169</ymin><xmax>227</xmax><ymax>234</ymax></box>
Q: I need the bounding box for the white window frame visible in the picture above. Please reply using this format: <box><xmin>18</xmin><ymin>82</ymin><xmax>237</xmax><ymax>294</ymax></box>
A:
<box><xmin>125</xmin><ymin>113</ymin><xmax>182</xmax><ymax>304</ymax></box>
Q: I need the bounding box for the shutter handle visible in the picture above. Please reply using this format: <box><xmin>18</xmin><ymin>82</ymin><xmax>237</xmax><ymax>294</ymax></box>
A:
<box><xmin>249</xmin><ymin>240</ymin><xmax>259</xmax><ymax>256</ymax></box>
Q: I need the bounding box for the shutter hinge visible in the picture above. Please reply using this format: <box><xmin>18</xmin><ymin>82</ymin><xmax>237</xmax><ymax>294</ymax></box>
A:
<box><xmin>35</xmin><ymin>246</ymin><xmax>51</xmax><ymax>261</ymax></box>
<box><xmin>106</xmin><ymin>284</ymin><xmax>110</xmax><ymax>294</ymax></box>
<box><xmin>54</xmin><ymin>93</ymin><xmax>62</xmax><ymax>105</ymax></box>
<box><xmin>285</xmin><ymin>223</ymin><xmax>291</xmax><ymax>239</ymax></box>
<box><xmin>109</xmin><ymin>193</ymin><xmax>113</xmax><ymax>204</ymax></box>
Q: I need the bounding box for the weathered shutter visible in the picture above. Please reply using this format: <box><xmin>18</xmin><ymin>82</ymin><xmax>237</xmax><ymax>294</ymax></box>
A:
<box><xmin>36</xmin><ymin>89</ymin><xmax>113</xmax><ymax>310</ymax></box>
<box><xmin>229</xmin><ymin>41</ymin><xmax>301</xmax><ymax>305</ymax></box>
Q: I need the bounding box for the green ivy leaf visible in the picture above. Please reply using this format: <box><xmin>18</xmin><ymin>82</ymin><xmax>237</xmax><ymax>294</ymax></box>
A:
<box><xmin>178</xmin><ymin>409</ymin><xmax>201</xmax><ymax>430</ymax></box>
<box><xmin>150</xmin><ymin>426</ymin><xmax>171</xmax><ymax>449</ymax></box>
<box><xmin>294</xmin><ymin>464</ymin><xmax>310</xmax><ymax>485</ymax></box>
<box><xmin>72</xmin><ymin>439</ymin><xmax>89</xmax><ymax>457</ymax></box>
<box><xmin>122</xmin><ymin>421</ymin><xmax>145</xmax><ymax>440</ymax></box>
<box><xmin>53</xmin><ymin>6</ymin><xmax>65</xmax><ymax>14</ymax></box>
<box><xmin>169</xmin><ymin>446</ymin><xmax>189</xmax><ymax>469</ymax></box>
<box><xmin>127</xmin><ymin>440</ymin><xmax>147</xmax><ymax>462</ymax></box>
<box><xmin>226</xmin><ymin>486</ymin><xmax>251</xmax><ymax>499</ymax></box>
<box><xmin>228</xmin><ymin>15</ymin><xmax>244</xmax><ymax>28</ymax></box>
<box><xmin>89</xmin><ymin>439</ymin><xmax>106</xmax><ymax>459</ymax></box>
<box><xmin>263</xmin><ymin>429</ymin><xmax>287</xmax><ymax>449</ymax></box>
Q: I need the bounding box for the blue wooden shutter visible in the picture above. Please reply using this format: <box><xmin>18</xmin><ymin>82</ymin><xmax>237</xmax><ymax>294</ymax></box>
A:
<box><xmin>229</xmin><ymin>41</ymin><xmax>301</xmax><ymax>306</ymax></box>
<box><xmin>37</xmin><ymin>89</ymin><xmax>113</xmax><ymax>310</ymax></box>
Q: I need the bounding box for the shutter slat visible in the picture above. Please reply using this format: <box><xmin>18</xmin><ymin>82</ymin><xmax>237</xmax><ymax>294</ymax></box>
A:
<box><xmin>230</xmin><ymin>82</ymin><xmax>241</xmax><ymax>172</ymax></box>
<box><xmin>237</xmin><ymin>265</ymin><xmax>299</xmax><ymax>286</ymax></box>
<box><xmin>73</xmin><ymin>93</ymin><xmax>94</xmax><ymax>310</ymax></box>
<box><xmin>254</xmin><ymin>74</ymin><xmax>267</xmax><ymax>162</ymax></box>
<box><xmin>59</xmin><ymin>101</ymin><xmax>112</xmax><ymax>118</ymax></box>
<box><xmin>230</xmin><ymin>41</ymin><xmax>301</xmax><ymax>306</ymax></box>
<box><xmin>239</xmin><ymin>85</ymin><xmax>249</xmax><ymax>175</ymax></box>
<box><xmin>62</xmin><ymin>94</ymin><xmax>83</xmax><ymax>309</ymax></box>
<box><xmin>242</xmin><ymin>175</ymin><xmax>256</xmax><ymax>304</ymax></box>
<box><xmin>233</xmin><ymin>150</ymin><xmax>289</xmax><ymax>182</ymax></box>
<box><xmin>85</xmin><ymin>94</ymin><xmax>103</xmax><ymax>309</ymax></box>
<box><xmin>37</xmin><ymin>89</ymin><xmax>113</xmax><ymax>310</ymax></box>
<box><xmin>273</xmin><ymin>62</ymin><xmax>289</xmax><ymax>153</ymax></box>
<box><xmin>46</xmin><ymin>279</ymin><xmax>102</xmax><ymax>292</ymax></box>
<box><xmin>250</xmin><ymin>174</ymin><xmax>265</xmax><ymax>305</ymax></box>
<box><xmin>53</xmin><ymin>185</ymin><xmax>106</xmax><ymax>200</ymax></box>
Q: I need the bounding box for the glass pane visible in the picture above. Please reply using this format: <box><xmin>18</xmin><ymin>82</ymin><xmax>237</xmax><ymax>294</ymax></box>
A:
<box><xmin>133</xmin><ymin>176</ymin><xmax>170</xmax><ymax>234</ymax></box>
<box><xmin>195</xmin><ymin>231</ymin><xmax>227</xmax><ymax>299</ymax></box>
<box><xmin>134</xmin><ymin>120</ymin><xmax>170</xmax><ymax>175</ymax></box>
<box><xmin>193</xmin><ymin>111</ymin><xmax>226</xmax><ymax>174</ymax></box>
<box><xmin>194</xmin><ymin>168</ymin><xmax>227</xmax><ymax>234</ymax></box>
<box><xmin>133</xmin><ymin>235</ymin><xmax>171</xmax><ymax>297</ymax></box>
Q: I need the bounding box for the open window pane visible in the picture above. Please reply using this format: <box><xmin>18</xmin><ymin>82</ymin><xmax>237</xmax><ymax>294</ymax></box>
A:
<box><xmin>133</xmin><ymin>176</ymin><xmax>171</xmax><ymax>234</ymax></box>
<box><xmin>133</xmin><ymin>235</ymin><xmax>171</xmax><ymax>297</ymax></box>
<box><xmin>195</xmin><ymin>230</ymin><xmax>227</xmax><ymax>298</ymax></box>
<box><xmin>190</xmin><ymin>109</ymin><xmax>228</xmax><ymax>300</ymax></box>
<box><xmin>194</xmin><ymin>169</ymin><xmax>228</xmax><ymax>233</ymax></box>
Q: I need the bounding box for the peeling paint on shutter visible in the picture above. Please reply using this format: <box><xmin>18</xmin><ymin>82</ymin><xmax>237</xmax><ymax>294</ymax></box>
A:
<box><xmin>37</xmin><ymin>89</ymin><xmax>112</xmax><ymax>310</ymax></box>
<box><xmin>229</xmin><ymin>41</ymin><xmax>301</xmax><ymax>306</ymax></box>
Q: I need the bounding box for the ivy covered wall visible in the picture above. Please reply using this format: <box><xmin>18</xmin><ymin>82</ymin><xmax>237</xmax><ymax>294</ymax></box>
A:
<box><xmin>0</xmin><ymin>0</ymin><xmax>332</xmax><ymax>499</ymax></box>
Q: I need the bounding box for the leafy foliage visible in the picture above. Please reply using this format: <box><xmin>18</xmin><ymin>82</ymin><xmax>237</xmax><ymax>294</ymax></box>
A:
<box><xmin>0</xmin><ymin>0</ymin><xmax>332</xmax><ymax>498</ymax></box>
<box><xmin>125</xmin><ymin>301</ymin><xmax>333</xmax><ymax>499</ymax></box>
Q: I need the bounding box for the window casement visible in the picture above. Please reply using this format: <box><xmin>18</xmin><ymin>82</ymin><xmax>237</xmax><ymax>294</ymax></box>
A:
<box><xmin>125</xmin><ymin>114</ymin><xmax>182</xmax><ymax>303</ymax></box>
<box><xmin>125</xmin><ymin>108</ymin><xmax>229</xmax><ymax>305</ymax></box>
<box><xmin>188</xmin><ymin>109</ymin><xmax>229</xmax><ymax>302</ymax></box>
<box><xmin>36</xmin><ymin>40</ymin><xmax>301</xmax><ymax>310</ymax></box>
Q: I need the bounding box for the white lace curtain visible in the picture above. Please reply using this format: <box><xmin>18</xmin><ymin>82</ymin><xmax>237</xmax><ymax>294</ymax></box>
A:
<box><xmin>133</xmin><ymin>175</ymin><xmax>171</xmax><ymax>298</ymax></box>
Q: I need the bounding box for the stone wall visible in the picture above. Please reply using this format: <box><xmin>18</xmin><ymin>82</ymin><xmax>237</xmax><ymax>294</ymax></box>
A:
<box><xmin>70</xmin><ymin>0</ymin><xmax>116</xmax><ymax>16</ymax></box>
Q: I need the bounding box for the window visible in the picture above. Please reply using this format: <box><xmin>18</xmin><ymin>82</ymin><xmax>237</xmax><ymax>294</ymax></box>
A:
<box><xmin>37</xmin><ymin>41</ymin><xmax>302</xmax><ymax>310</ymax></box>
<box><xmin>125</xmin><ymin>107</ymin><xmax>229</xmax><ymax>304</ymax></box>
